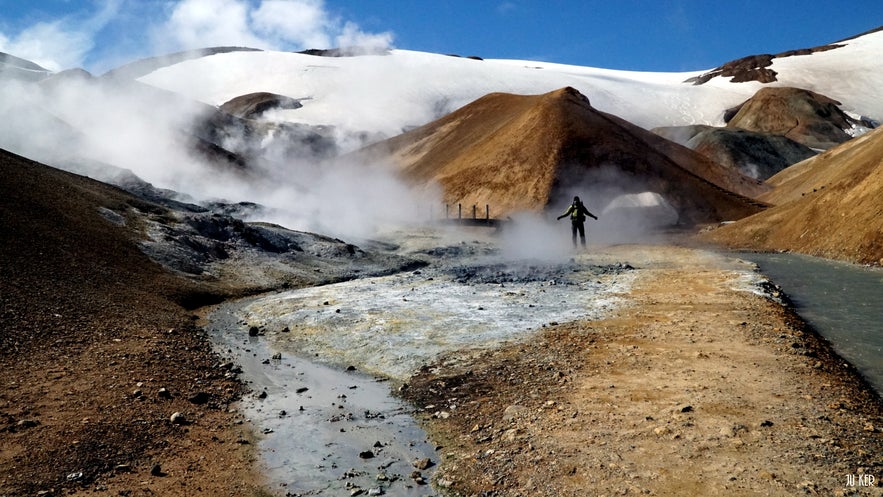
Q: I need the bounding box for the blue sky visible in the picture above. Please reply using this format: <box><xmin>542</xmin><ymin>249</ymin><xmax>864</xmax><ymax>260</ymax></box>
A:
<box><xmin>0</xmin><ymin>0</ymin><xmax>880</xmax><ymax>74</ymax></box>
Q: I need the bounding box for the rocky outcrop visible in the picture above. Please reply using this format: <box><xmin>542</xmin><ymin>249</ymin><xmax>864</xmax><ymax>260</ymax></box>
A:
<box><xmin>687</xmin><ymin>26</ymin><xmax>883</xmax><ymax>86</ymax></box>
<box><xmin>725</xmin><ymin>87</ymin><xmax>866</xmax><ymax>149</ymax></box>
<box><xmin>219</xmin><ymin>92</ymin><xmax>305</xmax><ymax>119</ymax></box>
<box><xmin>652</xmin><ymin>125</ymin><xmax>816</xmax><ymax>180</ymax></box>
<box><xmin>654</xmin><ymin>86</ymin><xmax>874</xmax><ymax>180</ymax></box>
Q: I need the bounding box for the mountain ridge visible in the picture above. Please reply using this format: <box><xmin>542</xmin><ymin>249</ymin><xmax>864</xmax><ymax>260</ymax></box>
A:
<box><xmin>361</xmin><ymin>86</ymin><xmax>766</xmax><ymax>229</ymax></box>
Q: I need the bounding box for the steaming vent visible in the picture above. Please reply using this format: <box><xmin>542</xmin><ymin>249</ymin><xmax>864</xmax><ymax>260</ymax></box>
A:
<box><xmin>601</xmin><ymin>192</ymin><xmax>680</xmax><ymax>235</ymax></box>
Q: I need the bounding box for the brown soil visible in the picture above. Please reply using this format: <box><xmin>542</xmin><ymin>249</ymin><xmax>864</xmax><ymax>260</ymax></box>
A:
<box><xmin>703</xmin><ymin>126</ymin><xmax>883</xmax><ymax>266</ymax></box>
<box><xmin>4</xmin><ymin>144</ymin><xmax>882</xmax><ymax>496</ymax></box>
<box><xmin>0</xmin><ymin>150</ymin><xmax>266</xmax><ymax>496</ymax></box>
<box><xmin>402</xmin><ymin>245</ymin><xmax>883</xmax><ymax>496</ymax></box>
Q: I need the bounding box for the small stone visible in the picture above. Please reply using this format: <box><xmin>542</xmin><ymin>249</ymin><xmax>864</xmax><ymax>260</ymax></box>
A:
<box><xmin>248</xmin><ymin>326</ymin><xmax>259</xmax><ymax>337</ymax></box>
<box><xmin>502</xmin><ymin>404</ymin><xmax>529</xmax><ymax>421</ymax></box>
<box><xmin>412</xmin><ymin>457</ymin><xmax>432</xmax><ymax>470</ymax></box>
<box><xmin>188</xmin><ymin>392</ymin><xmax>210</xmax><ymax>405</ymax></box>
<box><xmin>759</xmin><ymin>420</ymin><xmax>774</xmax><ymax>427</ymax></box>
<box><xmin>296</xmin><ymin>387</ymin><xmax>309</xmax><ymax>394</ymax></box>
<box><xmin>864</xmin><ymin>422</ymin><xmax>876</xmax><ymax>432</ymax></box>
<box><xmin>359</xmin><ymin>450</ymin><xmax>375</xmax><ymax>459</ymax></box>
<box><xmin>150</xmin><ymin>464</ymin><xmax>165</xmax><ymax>477</ymax></box>
<box><xmin>169</xmin><ymin>412</ymin><xmax>187</xmax><ymax>425</ymax></box>
<box><xmin>158</xmin><ymin>388</ymin><xmax>172</xmax><ymax>399</ymax></box>
<box><xmin>719</xmin><ymin>426</ymin><xmax>736</xmax><ymax>438</ymax></box>
<box><xmin>679</xmin><ymin>405</ymin><xmax>693</xmax><ymax>413</ymax></box>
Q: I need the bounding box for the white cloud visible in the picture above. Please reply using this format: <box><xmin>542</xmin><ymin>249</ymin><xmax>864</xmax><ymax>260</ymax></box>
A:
<box><xmin>336</xmin><ymin>21</ymin><xmax>394</xmax><ymax>53</ymax></box>
<box><xmin>152</xmin><ymin>0</ymin><xmax>266</xmax><ymax>52</ymax></box>
<box><xmin>151</xmin><ymin>0</ymin><xmax>394</xmax><ymax>54</ymax></box>
<box><xmin>0</xmin><ymin>0</ymin><xmax>392</xmax><ymax>72</ymax></box>
<box><xmin>251</xmin><ymin>0</ymin><xmax>333</xmax><ymax>49</ymax></box>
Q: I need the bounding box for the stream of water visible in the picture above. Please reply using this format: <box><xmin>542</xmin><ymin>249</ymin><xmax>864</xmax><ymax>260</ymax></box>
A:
<box><xmin>741</xmin><ymin>252</ymin><xmax>883</xmax><ymax>394</ymax></box>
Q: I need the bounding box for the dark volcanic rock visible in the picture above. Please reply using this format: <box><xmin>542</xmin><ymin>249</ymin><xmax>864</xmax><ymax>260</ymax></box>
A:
<box><xmin>220</xmin><ymin>92</ymin><xmax>306</xmax><ymax>119</ymax></box>
<box><xmin>686</xmin><ymin>53</ymin><xmax>779</xmax><ymax>85</ymax></box>
<box><xmin>653</xmin><ymin>125</ymin><xmax>816</xmax><ymax>180</ymax></box>
<box><xmin>685</xmin><ymin>43</ymin><xmax>845</xmax><ymax>85</ymax></box>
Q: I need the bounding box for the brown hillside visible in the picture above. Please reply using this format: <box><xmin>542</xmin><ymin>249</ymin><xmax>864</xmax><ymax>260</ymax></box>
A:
<box><xmin>0</xmin><ymin>150</ymin><xmax>262</xmax><ymax>495</ymax></box>
<box><xmin>725</xmin><ymin>87</ymin><xmax>858</xmax><ymax>150</ymax></box>
<box><xmin>701</xmin><ymin>126</ymin><xmax>883</xmax><ymax>265</ymax></box>
<box><xmin>365</xmin><ymin>87</ymin><xmax>766</xmax><ymax>225</ymax></box>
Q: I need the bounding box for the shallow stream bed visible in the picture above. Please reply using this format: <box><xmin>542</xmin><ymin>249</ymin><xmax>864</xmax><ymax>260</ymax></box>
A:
<box><xmin>205</xmin><ymin>240</ymin><xmax>636</xmax><ymax>495</ymax></box>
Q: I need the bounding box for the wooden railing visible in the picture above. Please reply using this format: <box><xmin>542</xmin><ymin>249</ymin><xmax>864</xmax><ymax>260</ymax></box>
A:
<box><xmin>438</xmin><ymin>203</ymin><xmax>505</xmax><ymax>227</ymax></box>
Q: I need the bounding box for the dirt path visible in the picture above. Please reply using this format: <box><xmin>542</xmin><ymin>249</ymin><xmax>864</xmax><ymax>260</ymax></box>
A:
<box><xmin>402</xmin><ymin>245</ymin><xmax>883</xmax><ymax>496</ymax></box>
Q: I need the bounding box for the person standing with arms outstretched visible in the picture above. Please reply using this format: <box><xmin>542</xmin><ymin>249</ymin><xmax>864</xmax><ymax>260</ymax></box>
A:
<box><xmin>557</xmin><ymin>196</ymin><xmax>598</xmax><ymax>248</ymax></box>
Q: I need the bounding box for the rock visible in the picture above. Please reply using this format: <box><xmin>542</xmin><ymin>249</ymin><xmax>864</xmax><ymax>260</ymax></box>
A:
<box><xmin>150</xmin><ymin>463</ymin><xmax>165</xmax><ymax>477</ymax></box>
<box><xmin>359</xmin><ymin>450</ymin><xmax>375</xmax><ymax>459</ymax></box>
<box><xmin>188</xmin><ymin>392</ymin><xmax>210</xmax><ymax>404</ymax></box>
<box><xmin>654</xmin><ymin>426</ymin><xmax>671</xmax><ymax>436</ymax></box>
<box><xmin>412</xmin><ymin>457</ymin><xmax>433</xmax><ymax>470</ymax></box>
<box><xmin>248</xmin><ymin>326</ymin><xmax>259</xmax><ymax>337</ymax></box>
<box><xmin>296</xmin><ymin>387</ymin><xmax>309</xmax><ymax>394</ymax></box>
<box><xmin>187</xmin><ymin>392</ymin><xmax>211</xmax><ymax>405</ymax></box>
<box><xmin>169</xmin><ymin>412</ymin><xmax>187</xmax><ymax>425</ymax></box>
<box><xmin>16</xmin><ymin>419</ymin><xmax>39</xmax><ymax>429</ymax></box>
<box><xmin>503</xmin><ymin>404</ymin><xmax>529</xmax><ymax>421</ymax></box>
<box><xmin>158</xmin><ymin>387</ymin><xmax>172</xmax><ymax>399</ymax></box>
<box><xmin>367</xmin><ymin>488</ymin><xmax>383</xmax><ymax>496</ymax></box>
<box><xmin>114</xmin><ymin>464</ymin><xmax>132</xmax><ymax>473</ymax></box>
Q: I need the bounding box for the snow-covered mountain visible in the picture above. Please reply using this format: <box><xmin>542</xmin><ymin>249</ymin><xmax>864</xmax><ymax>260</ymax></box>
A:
<box><xmin>136</xmin><ymin>29</ymin><xmax>883</xmax><ymax>142</ymax></box>
<box><xmin>1</xmin><ymin>28</ymin><xmax>881</xmax><ymax>238</ymax></box>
